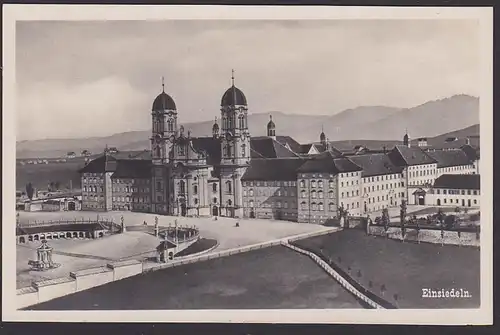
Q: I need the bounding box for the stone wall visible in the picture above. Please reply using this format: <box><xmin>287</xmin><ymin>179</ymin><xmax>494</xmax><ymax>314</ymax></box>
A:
<box><xmin>368</xmin><ymin>225</ymin><xmax>480</xmax><ymax>247</ymax></box>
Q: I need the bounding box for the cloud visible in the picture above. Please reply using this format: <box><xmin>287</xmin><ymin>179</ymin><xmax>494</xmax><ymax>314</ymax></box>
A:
<box><xmin>15</xmin><ymin>19</ymin><xmax>480</xmax><ymax>140</ymax></box>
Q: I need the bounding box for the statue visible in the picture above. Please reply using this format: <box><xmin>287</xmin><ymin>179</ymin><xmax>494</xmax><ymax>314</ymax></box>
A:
<box><xmin>121</xmin><ymin>215</ymin><xmax>126</xmax><ymax>233</ymax></box>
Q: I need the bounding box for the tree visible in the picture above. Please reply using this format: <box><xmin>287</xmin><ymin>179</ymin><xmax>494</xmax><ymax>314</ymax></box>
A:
<box><xmin>54</xmin><ymin>181</ymin><xmax>61</xmax><ymax>190</ymax></box>
<box><xmin>25</xmin><ymin>182</ymin><xmax>34</xmax><ymax>200</ymax></box>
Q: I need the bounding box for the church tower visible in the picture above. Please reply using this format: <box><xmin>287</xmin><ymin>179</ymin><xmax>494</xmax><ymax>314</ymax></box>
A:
<box><xmin>403</xmin><ymin>129</ymin><xmax>410</xmax><ymax>147</ymax></box>
<box><xmin>267</xmin><ymin>115</ymin><xmax>276</xmax><ymax>140</ymax></box>
<box><xmin>219</xmin><ymin>70</ymin><xmax>250</xmax><ymax>218</ymax></box>
<box><xmin>150</xmin><ymin>77</ymin><xmax>177</xmax><ymax>214</ymax></box>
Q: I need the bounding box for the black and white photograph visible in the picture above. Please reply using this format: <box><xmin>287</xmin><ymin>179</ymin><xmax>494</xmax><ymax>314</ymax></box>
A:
<box><xmin>2</xmin><ymin>5</ymin><xmax>493</xmax><ymax>325</ymax></box>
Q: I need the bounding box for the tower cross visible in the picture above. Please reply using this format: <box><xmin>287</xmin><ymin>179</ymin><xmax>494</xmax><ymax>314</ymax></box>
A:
<box><xmin>231</xmin><ymin>69</ymin><xmax>235</xmax><ymax>86</ymax></box>
<box><xmin>161</xmin><ymin>76</ymin><xmax>165</xmax><ymax>92</ymax></box>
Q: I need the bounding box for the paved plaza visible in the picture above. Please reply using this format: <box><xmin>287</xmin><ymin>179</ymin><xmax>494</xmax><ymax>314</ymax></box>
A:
<box><xmin>16</xmin><ymin>211</ymin><xmax>329</xmax><ymax>288</ymax></box>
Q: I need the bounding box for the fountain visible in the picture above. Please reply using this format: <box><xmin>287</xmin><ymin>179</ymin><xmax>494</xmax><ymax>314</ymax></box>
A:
<box><xmin>28</xmin><ymin>240</ymin><xmax>61</xmax><ymax>271</ymax></box>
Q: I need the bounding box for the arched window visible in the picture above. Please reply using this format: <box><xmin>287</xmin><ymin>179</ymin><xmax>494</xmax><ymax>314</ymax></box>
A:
<box><xmin>167</xmin><ymin>119</ymin><xmax>174</xmax><ymax>132</ymax></box>
<box><xmin>329</xmin><ymin>179</ymin><xmax>334</xmax><ymax>188</ymax></box>
<box><xmin>311</xmin><ymin>202</ymin><xmax>317</xmax><ymax>211</ymax></box>
<box><xmin>318</xmin><ymin>191</ymin><xmax>324</xmax><ymax>199</ymax></box>
<box><xmin>249</xmin><ymin>188</ymin><xmax>254</xmax><ymax>196</ymax></box>
<box><xmin>329</xmin><ymin>203</ymin><xmax>335</xmax><ymax>211</ymax></box>
<box><xmin>300</xmin><ymin>180</ymin><xmax>305</xmax><ymax>188</ymax></box>
<box><xmin>226</xmin><ymin>181</ymin><xmax>232</xmax><ymax>194</ymax></box>
<box><xmin>301</xmin><ymin>201</ymin><xmax>307</xmax><ymax>210</ymax></box>
<box><xmin>301</xmin><ymin>190</ymin><xmax>307</xmax><ymax>198</ymax></box>
<box><xmin>225</xmin><ymin>144</ymin><xmax>231</xmax><ymax>157</ymax></box>
<box><xmin>318</xmin><ymin>180</ymin><xmax>323</xmax><ymax>188</ymax></box>
<box><xmin>222</xmin><ymin>117</ymin><xmax>227</xmax><ymax>129</ymax></box>
<box><xmin>212</xmin><ymin>183</ymin><xmax>217</xmax><ymax>192</ymax></box>
<box><xmin>311</xmin><ymin>190</ymin><xmax>317</xmax><ymax>199</ymax></box>
<box><xmin>249</xmin><ymin>200</ymin><xmax>254</xmax><ymax>208</ymax></box>
<box><xmin>284</xmin><ymin>201</ymin><xmax>288</xmax><ymax>209</ymax></box>
<box><xmin>213</xmin><ymin>197</ymin><xmax>217</xmax><ymax>204</ymax></box>
<box><xmin>193</xmin><ymin>185</ymin><xmax>198</xmax><ymax>195</ymax></box>
<box><xmin>178</xmin><ymin>145</ymin><xmax>185</xmax><ymax>156</ymax></box>
<box><xmin>179</xmin><ymin>180</ymin><xmax>186</xmax><ymax>194</ymax></box>
<box><xmin>194</xmin><ymin>198</ymin><xmax>198</xmax><ymax>205</ymax></box>
<box><xmin>311</xmin><ymin>180</ymin><xmax>317</xmax><ymax>188</ymax></box>
<box><xmin>238</xmin><ymin>115</ymin><xmax>244</xmax><ymax>129</ymax></box>
<box><xmin>156</xmin><ymin>146</ymin><xmax>161</xmax><ymax>158</ymax></box>
<box><xmin>277</xmin><ymin>201</ymin><xmax>282</xmax><ymax>208</ymax></box>
<box><xmin>83</xmin><ymin>186</ymin><xmax>87</xmax><ymax>192</ymax></box>
<box><xmin>241</xmin><ymin>144</ymin><xmax>246</xmax><ymax>157</ymax></box>
<box><xmin>318</xmin><ymin>202</ymin><xmax>324</xmax><ymax>211</ymax></box>
<box><xmin>329</xmin><ymin>191</ymin><xmax>334</xmax><ymax>199</ymax></box>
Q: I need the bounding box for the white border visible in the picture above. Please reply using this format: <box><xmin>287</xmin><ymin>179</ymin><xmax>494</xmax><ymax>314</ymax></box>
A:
<box><xmin>2</xmin><ymin>5</ymin><xmax>493</xmax><ymax>325</ymax></box>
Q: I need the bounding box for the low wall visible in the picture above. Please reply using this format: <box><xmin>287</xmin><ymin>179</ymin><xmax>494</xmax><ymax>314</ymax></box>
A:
<box><xmin>282</xmin><ymin>242</ymin><xmax>384</xmax><ymax>309</ymax></box>
<box><xmin>70</xmin><ymin>266</ymin><xmax>114</xmax><ymax>292</ymax></box>
<box><xmin>34</xmin><ymin>277</ymin><xmax>77</xmax><ymax>305</ymax></box>
<box><xmin>368</xmin><ymin>225</ymin><xmax>480</xmax><ymax>247</ymax></box>
<box><xmin>18</xmin><ymin>259</ymin><xmax>143</xmax><ymax>310</ymax></box>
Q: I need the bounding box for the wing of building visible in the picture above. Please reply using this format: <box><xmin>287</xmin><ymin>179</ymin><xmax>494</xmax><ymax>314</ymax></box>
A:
<box><xmin>78</xmin><ymin>78</ymin><xmax>481</xmax><ymax>224</ymax></box>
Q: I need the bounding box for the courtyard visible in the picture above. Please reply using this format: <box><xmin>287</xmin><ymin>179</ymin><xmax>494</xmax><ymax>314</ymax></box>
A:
<box><xmin>27</xmin><ymin>246</ymin><xmax>363</xmax><ymax>310</ymax></box>
<box><xmin>16</xmin><ymin>211</ymin><xmax>329</xmax><ymax>288</ymax></box>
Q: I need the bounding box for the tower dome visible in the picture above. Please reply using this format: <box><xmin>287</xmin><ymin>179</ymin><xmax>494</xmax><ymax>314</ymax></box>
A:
<box><xmin>152</xmin><ymin>78</ymin><xmax>176</xmax><ymax>111</ymax></box>
<box><xmin>221</xmin><ymin>70</ymin><xmax>247</xmax><ymax>107</ymax></box>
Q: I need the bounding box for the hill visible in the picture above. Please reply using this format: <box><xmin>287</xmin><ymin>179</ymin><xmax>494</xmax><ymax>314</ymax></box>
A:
<box><xmin>16</xmin><ymin>94</ymin><xmax>479</xmax><ymax>159</ymax></box>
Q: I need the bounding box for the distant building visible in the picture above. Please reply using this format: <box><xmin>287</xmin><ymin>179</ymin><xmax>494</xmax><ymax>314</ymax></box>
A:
<box><xmin>428</xmin><ymin>174</ymin><xmax>480</xmax><ymax>208</ymax></box>
<box><xmin>67</xmin><ymin>152</ymin><xmax>76</xmax><ymax>159</ymax></box>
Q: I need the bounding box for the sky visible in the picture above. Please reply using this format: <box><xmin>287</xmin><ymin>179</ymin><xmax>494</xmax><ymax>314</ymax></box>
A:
<box><xmin>16</xmin><ymin>19</ymin><xmax>480</xmax><ymax>141</ymax></box>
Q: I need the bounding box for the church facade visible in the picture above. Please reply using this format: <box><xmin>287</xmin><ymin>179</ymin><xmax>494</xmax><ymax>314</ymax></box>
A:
<box><xmin>79</xmin><ymin>74</ymin><xmax>480</xmax><ymax>223</ymax></box>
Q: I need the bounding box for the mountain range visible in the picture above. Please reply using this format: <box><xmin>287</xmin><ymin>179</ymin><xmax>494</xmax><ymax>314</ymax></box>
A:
<box><xmin>16</xmin><ymin>94</ymin><xmax>479</xmax><ymax>159</ymax></box>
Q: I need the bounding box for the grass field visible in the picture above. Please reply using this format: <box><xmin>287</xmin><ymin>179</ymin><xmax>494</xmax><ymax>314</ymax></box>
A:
<box><xmin>16</xmin><ymin>160</ymin><xmax>84</xmax><ymax>191</ymax></box>
<box><xmin>27</xmin><ymin>245</ymin><xmax>363</xmax><ymax>310</ymax></box>
<box><xmin>293</xmin><ymin>229</ymin><xmax>480</xmax><ymax>309</ymax></box>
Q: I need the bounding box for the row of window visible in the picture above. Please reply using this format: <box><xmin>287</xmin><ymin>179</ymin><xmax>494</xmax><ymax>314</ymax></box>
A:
<box><xmin>409</xmin><ymin>180</ymin><xmax>434</xmax><ymax>186</ymax></box>
<box><xmin>83</xmin><ymin>186</ymin><xmax>103</xmax><ymax>193</ymax></box>
<box><xmin>244</xmin><ymin>189</ymin><xmax>296</xmax><ymax>197</ymax></box>
<box><xmin>299</xmin><ymin>180</ymin><xmax>335</xmax><ymax>189</ymax></box>
<box><xmin>112</xmin><ymin>196</ymin><xmax>150</xmax><ymax>203</ymax></box>
<box><xmin>242</xmin><ymin>181</ymin><xmax>297</xmax><ymax>187</ymax></box>
<box><xmin>363</xmin><ymin>174</ymin><xmax>403</xmax><ymax>183</ymax></box>
<box><xmin>363</xmin><ymin>182</ymin><xmax>404</xmax><ymax>193</ymax></box>
<box><xmin>245</xmin><ymin>200</ymin><xmax>297</xmax><ymax>209</ymax></box>
<box><xmin>438</xmin><ymin>198</ymin><xmax>478</xmax><ymax>205</ymax></box>
<box><xmin>221</xmin><ymin>114</ymin><xmax>247</xmax><ymax>130</ymax></box>
<box><xmin>435</xmin><ymin>189</ymin><xmax>479</xmax><ymax>195</ymax></box>
<box><xmin>409</xmin><ymin>170</ymin><xmax>436</xmax><ymax>178</ymax></box>
<box><xmin>439</xmin><ymin>165</ymin><xmax>474</xmax><ymax>172</ymax></box>
<box><xmin>300</xmin><ymin>190</ymin><xmax>335</xmax><ymax>199</ymax></box>
<box><xmin>366</xmin><ymin>192</ymin><xmax>403</xmax><ymax>204</ymax></box>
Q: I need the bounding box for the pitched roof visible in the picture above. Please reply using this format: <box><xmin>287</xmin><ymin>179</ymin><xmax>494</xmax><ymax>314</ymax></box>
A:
<box><xmin>296</xmin><ymin>151</ymin><xmax>362</xmax><ymax>174</ymax></box>
<box><xmin>460</xmin><ymin>144</ymin><xmax>480</xmax><ymax>161</ymax></box>
<box><xmin>389</xmin><ymin>145</ymin><xmax>437</xmax><ymax>166</ymax></box>
<box><xmin>425</xmin><ymin>149</ymin><xmax>472</xmax><ymax>168</ymax></box>
<box><xmin>274</xmin><ymin>135</ymin><xmax>303</xmax><ymax>154</ymax></box>
<box><xmin>250</xmin><ymin>137</ymin><xmax>299</xmax><ymax>159</ymax></box>
<box><xmin>111</xmin><ymin>160</ymin><xmax>152</xmax><ymax>179</ymax></box>
<box><xmin>434</xmin><ymin>174</ymin><xmax>480</xmax><ymax>190</ymax></box>
<box><xmin>191</xmin><ymin>137</ymin><xmax>222</xmax><ymax>165</ymax></box>
<box><xmin>348</xmin><ymin>153</ymin><xmax>404</xmax><ymax>177</ymax></box>
<box><xmin>241</xmin><ymin>158</ymin><xmax>306</xmax><ymax>181</ymax></box>
<box><xmin>78</xmin><ymin>155</ymin><xmax>108</xmax><ymax>173</ymax></box>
